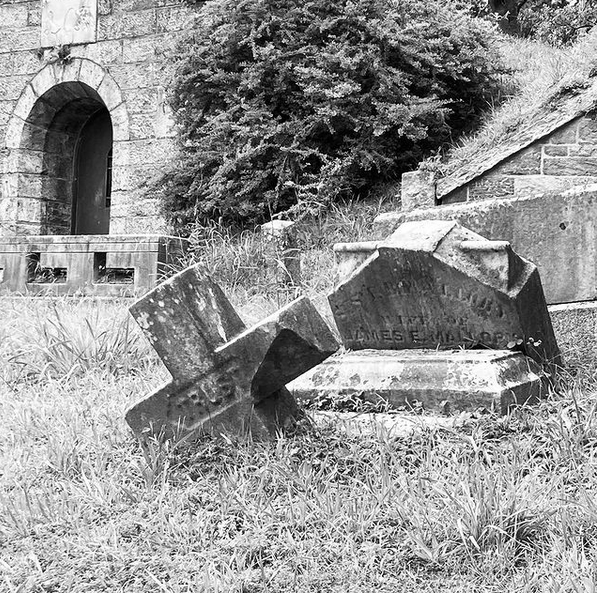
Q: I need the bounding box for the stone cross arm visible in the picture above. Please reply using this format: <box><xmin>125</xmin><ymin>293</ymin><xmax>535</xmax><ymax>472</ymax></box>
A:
<box><xmin>125</xmin><ymin>265</ymin><xmax>339</xmax><ymax>439</ymax></box>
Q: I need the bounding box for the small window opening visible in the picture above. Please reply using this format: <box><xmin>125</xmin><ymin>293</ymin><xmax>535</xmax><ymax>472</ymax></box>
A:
<box><xmin>26</xmin><ymin>252</ymin><xmax>67</xmax><ymax>284</ymax></box>
<box><xmin>93</xmin><ymin>251</ymin><xmax>134</xmax><ymax>284</ymax></box>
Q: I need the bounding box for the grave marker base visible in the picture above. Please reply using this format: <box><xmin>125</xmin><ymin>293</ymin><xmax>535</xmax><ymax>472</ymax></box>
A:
<box><xmin>289</xmin><ymin>349</ymin><xmax>547</xmax><ymax>415</ymax></box>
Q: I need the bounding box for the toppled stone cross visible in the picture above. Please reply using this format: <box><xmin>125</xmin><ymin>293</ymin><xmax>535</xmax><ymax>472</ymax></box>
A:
<box><xmin>125</xmin><ymin>264</ymin><xmax>339</xmax><ymax>440</ymax></box>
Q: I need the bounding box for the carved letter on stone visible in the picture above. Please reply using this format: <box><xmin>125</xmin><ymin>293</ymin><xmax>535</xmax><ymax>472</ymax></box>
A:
<box><xmin>329</xmin><ymin>220</ymin><xmax>561</xmax><ymax>369</ymax></box>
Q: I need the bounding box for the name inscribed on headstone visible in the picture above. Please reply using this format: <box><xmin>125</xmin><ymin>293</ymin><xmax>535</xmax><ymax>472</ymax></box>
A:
<box><xmin>41</xmin><ymin>0</ymin><xmax>98</xmax><ymax>47</ymax></box>
<box><xmin>332</xmin><ymin>254</ymin><xmax>521</xmax><ymax>351</ymax></box>
<box><xmin>329</xmin><ymin>220</ymin><xmax>561</xmax><ymax>367</ymax></box>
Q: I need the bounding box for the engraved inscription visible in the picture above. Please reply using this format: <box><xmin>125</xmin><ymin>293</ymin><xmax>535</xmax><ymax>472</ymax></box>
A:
<box><xmin>344</xmin><ymin>326</ymin><xmax>520</xmax><ymax>348</ymax></box>
<box><xmin>41</xmin><ymin>0</ymin><xmax>98</xmax><ymax>47</ymax></box>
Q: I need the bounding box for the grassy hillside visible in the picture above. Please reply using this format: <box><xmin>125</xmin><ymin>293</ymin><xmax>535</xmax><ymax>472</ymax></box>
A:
<box><xmin>2</xmin><ymin>295</ymin><xmax>597</xmax><ymax>592</ymax></box>
<box><xmin>435</xmin><ymin>29</ymin><xmax>597</xmax><ymax>181</ymax></box>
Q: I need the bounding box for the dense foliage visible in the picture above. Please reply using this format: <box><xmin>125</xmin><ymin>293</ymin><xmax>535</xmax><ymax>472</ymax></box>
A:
<box><xmin>519</xmin><ymin>0</ymin><xmax>597</xmax><ymax>45</ymax></box>
<box><xmin>161</xmin><ymin>0</ymin><xmax>506</xmax><ymax>230</ymax></box>
<box><xmin>474</xmin><ymin>0</ymin><xmax>597</xmax><ymax>44</ymax></box>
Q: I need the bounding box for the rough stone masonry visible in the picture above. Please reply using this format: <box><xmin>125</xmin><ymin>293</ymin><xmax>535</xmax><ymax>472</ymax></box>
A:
<box><xmin>0</xmin><ymin>0</ymin><xmax>192</xmax><ymax>236</ymax></box>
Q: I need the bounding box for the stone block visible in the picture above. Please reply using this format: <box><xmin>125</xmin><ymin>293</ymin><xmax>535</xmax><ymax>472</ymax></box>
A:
<box><xmin>109</xmin><ymin>62</ymin><xmax>160</xmax><ymax>90</ymax></box>
<box><xmin>0</xmin><ymin>27</ymin><xmax>40</xmax><ymax>53</ymax></box>
<box><xmin>373</xmin><ymin>191</ymin><xmax>597</xmax><ymax>306</ymax></box>
<box><xmin>110</xmin><ymin>105</ymin><xmax>130</xmax><ymax>142</ymax></box>
<box><xmin>468</xmin><ymin>174</ymin><xmax>515</xmax><ymax>200</ymax></box>
<box><xmin>330</xmin><ymin>220</ymin><xmax>560</xmax><ymax>369</ymax></box>
<box><xmin>549</xmin><ymin>301</ymin><xmax>597</xmax><ymax>371</ymax></box>
<box><xmin>543</xmin><ymin>156</ymin><xmax>597</xmax><ymax>176</ymax></box>
<box><xmin>73</xmin><ymin>40</ymin><xmax>123</xmax><ymax>65</ymax></box>
<box><xmin>125</xmin><ymin>137</ymin><xmax>176</xmax><ymax>166</ymax></box>
<box><xmin>98</xmin><ymin>10</ymin><xmax>156</xmax><ymax>40</ymax></box>
<box><xmin>0</xmin><ymin>76</ymin><xmax>34</xmax><ymax>102</ymax></box>
<box><xmin>545</xmin><ymin>120</ymin><xmax>579</xmax><ymax>144</ymax></box>
<box><xmin>568</xmin><ymin>144</ymin><xmax>597</xmax><ymax>157</ymax></box>
<box><xmin>513</xmin><ymin>175</ymin><xmax>597</xmax><ymax>197</ymax></box>
<box><xmin>79</xmin><ymin>59</ymin><xmax>106</xmax><ymax>91</ymax></box>
<box><xmin>125</xmin><ymin>265</ymin><xmax>339</xmax><ymax>440</ymax></box>
<box><xmin>98</xmin><ymin>0</ymin><xmax>113</xmax><ymax>16</ymax></box>
<box><xmin>289</xmin><ymin>349</ymin><xmax>546</xmax><ymax>415</ymax></box>
<box><xmin>128</xmin><ymin>113</ymin><xmax>158</xmax><ymax>140</ymax></box>
<box><xmin>543</xmin><ymin>145</ymin><xmax>568</xmax><ymax>157</ymax></box>
<box><xmin>27</xmin><ymin>3</ymin><xmax>41</xmax><ymax>27</ymax></box>
<box><xmin>124</xmin><ymin>87</ymin><xmax>159</xmax><ymax>115</ymax></box>
<box><xmin>156</xmin><ymin>6</ymin><xmax>191</xmax><ymax>33</ymax></box>
<box><xmin>401</xmin><ymin>170</ymin><xmax>435</xmax><ymax>211</ymax></box>
<box><xmin>97</xmin><ymin>73</ymin><xmax>124</xmax><ymax>110</ymax></box>
<box><xmin>578</xmin><ymin>117</ymin><xmax>597</xmax><ymax>144</ymax></box>
<box><xmin>494</xmin><ymin>145</ymin><xmax>542</xmax><ymax>176</ymax></box>
<box><xmin>121</xmin><ymin>36</ymin><xmax>162</xmax><ymax>64</ymax></box>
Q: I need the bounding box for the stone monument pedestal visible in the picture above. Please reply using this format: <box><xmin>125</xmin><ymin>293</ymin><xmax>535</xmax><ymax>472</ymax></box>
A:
<box><xmin>289</xmin><ymin>349</ymin><xmax>547</xmax><ymax>415</ymax></box>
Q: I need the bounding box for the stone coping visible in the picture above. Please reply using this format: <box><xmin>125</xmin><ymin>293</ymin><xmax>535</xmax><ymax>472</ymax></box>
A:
<box><xmin>0</xmin><ymin>234</ymin><xmax>188</xmax><ymax>252</ymax></box>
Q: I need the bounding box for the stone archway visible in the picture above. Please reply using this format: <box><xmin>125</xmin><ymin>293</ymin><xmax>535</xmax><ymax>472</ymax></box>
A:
<box><xmin>3</xmin><ymin>59</ymin><xmax>129</xmax><ymax>235</ymax></box>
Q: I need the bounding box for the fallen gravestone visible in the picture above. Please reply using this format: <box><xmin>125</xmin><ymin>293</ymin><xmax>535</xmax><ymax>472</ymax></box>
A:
<box><xmin>126</xmin><ymin>264</ymin><xmax>339</xmax><ymax>440</ymax></box>
<box><xmin>291</xmin><ymin>220</ymin><xmax>560</xmax><ymax>415</ymax></box>
<box><xmin>329</xmin><ymin>220</ymin><xmax>561</xmax><ymax>368</ymax></box>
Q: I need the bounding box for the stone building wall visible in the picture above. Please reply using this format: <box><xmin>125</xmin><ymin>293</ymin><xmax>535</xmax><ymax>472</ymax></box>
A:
<box><xmin>440</xmin><ymin>115</ymin><xmax>597</xmax><ymax>205</ymax></box>
<box><xmin>0</xmin><ymin>0</ymin><xmax>192</xmax><ymax>237</ymax></box>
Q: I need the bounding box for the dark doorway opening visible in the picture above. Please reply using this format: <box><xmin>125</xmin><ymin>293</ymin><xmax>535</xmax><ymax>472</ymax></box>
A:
<box><xmin>72</xmin><ymin>108</ymin><xmax>113</xmax><ymax>234</ymax></box>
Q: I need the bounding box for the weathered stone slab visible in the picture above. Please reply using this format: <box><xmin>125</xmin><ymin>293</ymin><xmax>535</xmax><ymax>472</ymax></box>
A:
<box><xmin>41</xmin><ymin>0</ymin><xmax>98</xmax><ymax>47</ymax></box>
<box><xmin>289</xmin><ymin>349</ymin><xmax>546</xmax><ymax>415</ymax></box>
<box><xmin>373</xmin><ymin>190</ymin><xmax>597</xmax><ymax>305</ymax></box>
<box><xmin>125</xmin><ymin>264</ymin><xmax>339</xmax><ymax>440</ymax></box>
<box><xmin>549</xmin><ymin>301</ymin><xmax>597</xmax><ymax>371</ymax></box>
<box><xmin>329</xmin><ymin>220</ymin><xmax>560</xmax><ymax>368</ymax></box>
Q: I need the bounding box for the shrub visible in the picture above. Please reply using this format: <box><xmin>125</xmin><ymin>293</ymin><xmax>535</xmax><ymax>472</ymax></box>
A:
<box><xmin>518</xmin><ymin>1</ymin><xmax>597</xmax><ymax>46</ymax></box>
<box><xmin>162</xmin><ymin>0</ymin><xmax>507</xmax><ymax>230</ymax></box>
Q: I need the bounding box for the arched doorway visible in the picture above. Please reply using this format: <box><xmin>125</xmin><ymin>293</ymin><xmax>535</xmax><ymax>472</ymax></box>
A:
<box><xmin>17</xmin><ymin>81</ymin><xmax>114</xmax><ymax>235</ymax></box>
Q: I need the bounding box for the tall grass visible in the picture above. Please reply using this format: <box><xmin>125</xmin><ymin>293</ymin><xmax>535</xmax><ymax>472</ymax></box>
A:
<box><xmin>3</xmin><ymin>202</ymin><xmax>597</xmax><ymax>590</ymax></box>
<box><xmin>171</xmin><ymin>198</ymin><xmax>395</xmax><ymax>327</ymax></box>
<box><xmin>2</xmin><ymin>298</ymin><xmax>155</xmax><ymax>387</ymax></box>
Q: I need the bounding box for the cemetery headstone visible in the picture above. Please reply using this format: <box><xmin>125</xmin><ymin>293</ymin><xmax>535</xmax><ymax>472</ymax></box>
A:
<box><xmin>126</xmin><ymin>264</ymin><xmax>339</xmax><ymax>440</ymax></box>
<box><xmin>328</xmin><ymin>220</ymin><xmax>561</xmax><ymax>369</ymax></box>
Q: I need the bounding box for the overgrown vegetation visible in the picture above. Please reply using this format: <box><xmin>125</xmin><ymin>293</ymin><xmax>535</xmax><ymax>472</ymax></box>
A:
<box><xmin>424</xmin><ymin>26</ymin><xmax>597</xmax><ymax>182</ymax></box>
<box><xmin>518</xmin><ymin>0</ymin><xmax>597</xmax><ymax>45</ymax></box>
<box><xmin>3</xmin><ymin>292</ymin><xmax>597</xmax><ymax>591</ymax></box>
<box><xmin>160</xmin><ymin>0</ymin><xmax>506</xmax><ymax>230</ymax></box>
<box><xmin>1</xmin><ymin>216</ymin><xmax>597</xmax><ymax>591</ymax></box>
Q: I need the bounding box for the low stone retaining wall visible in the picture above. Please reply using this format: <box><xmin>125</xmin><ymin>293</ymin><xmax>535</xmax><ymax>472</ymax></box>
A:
<box><xmin>0</xmin><ymin>234</ymin><xmax>186</xmax><ymax>297</ymax></box>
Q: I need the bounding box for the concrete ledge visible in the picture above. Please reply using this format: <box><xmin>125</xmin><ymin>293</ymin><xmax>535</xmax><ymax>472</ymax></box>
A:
<box><xmin>289</xmin><ymin>349</ymin><xmax>545</xmax><ymax>415</ymax></box>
